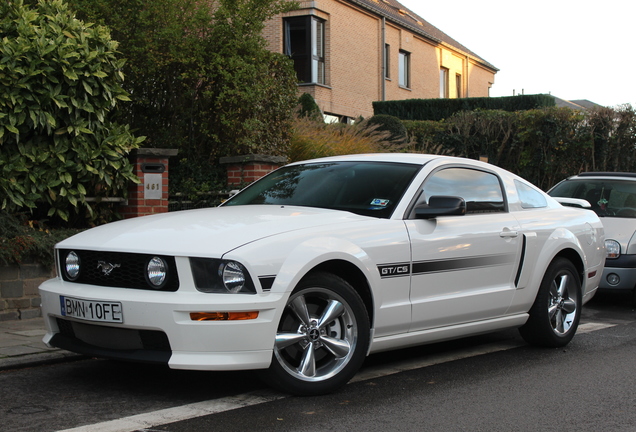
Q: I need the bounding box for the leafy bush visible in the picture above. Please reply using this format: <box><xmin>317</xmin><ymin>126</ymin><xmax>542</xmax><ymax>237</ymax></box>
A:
<box><xmin>0</xmin><ymin>0</ymin><xmax>144</xmax><ymax>224</ymax></box>
<box><xmin>0</xmin><ymin>212</ymin><xmax>80</xmax><ymax>267</ymax></box>
<box><xmin>402</xmin><ymin>120</ymin><xmax>451</xmax><ymax>154</ymax></box>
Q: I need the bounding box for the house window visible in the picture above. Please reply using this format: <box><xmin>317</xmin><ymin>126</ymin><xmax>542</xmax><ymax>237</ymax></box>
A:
<box><xmin>284</xmin><ymin>16</ymin><xmax>326</xmax><ymax>84</ymax></box>
<box><xmin>384</xmin><ymin>44</ymin><xmax>390</xmax><ymax>79</ymax></box>
<box><xmin>399</xmin><ymin>50</ymin><xmax>410</xmax><ymax>88</ymax></box>
<box><xmin>440</xmin><ymin>67</ymin><xmax>449</xmax><ymax>98</ymax></box>
<box><xmin>456</xmin><ymin>74</ymin><xmax>462</xmax><ymax>98</ymax></box>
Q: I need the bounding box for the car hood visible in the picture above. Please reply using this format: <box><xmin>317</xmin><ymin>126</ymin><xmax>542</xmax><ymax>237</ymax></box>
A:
<box><xmin>601</xmin><ymin>217</ymin><xmax>636</xmax><ymax>251</ymax></box>
<box><xmin>58</xmin><ymin>206</ymin><xmax>369</xmax><ymax>257</ymax></box>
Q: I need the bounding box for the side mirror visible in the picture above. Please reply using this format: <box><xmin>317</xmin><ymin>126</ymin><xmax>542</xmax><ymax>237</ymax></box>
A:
<box><xmin>415</xmin><ymin>196</ymin><xmax>466</xmax><ymax>219</ymax></box>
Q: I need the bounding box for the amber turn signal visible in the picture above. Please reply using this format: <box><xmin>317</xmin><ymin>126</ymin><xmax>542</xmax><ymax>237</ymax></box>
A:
<box><xmin>190</xmin><ymin>311</ymin><xmax>259</xmax><ymax>321</ymax></box>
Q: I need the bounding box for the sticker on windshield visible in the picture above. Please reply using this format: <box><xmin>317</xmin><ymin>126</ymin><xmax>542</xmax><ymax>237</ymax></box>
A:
<box><xmin>370</xmin><ymin>198</ymin><xmax>390</xmax><ymax>207</ymax></box>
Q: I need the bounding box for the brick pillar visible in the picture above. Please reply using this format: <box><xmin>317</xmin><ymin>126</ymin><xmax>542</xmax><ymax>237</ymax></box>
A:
<box><xmin>120</xmin><ymin>148</ymin><xmax>178</xmax><ymax>219</ymax></box>
<box><xmin>219</xmin><ymin>154</ymin><xmax>287</xmax><ymax>187</ymax></box>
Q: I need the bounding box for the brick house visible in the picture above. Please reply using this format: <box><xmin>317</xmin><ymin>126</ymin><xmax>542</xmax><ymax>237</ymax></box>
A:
<box><xmin>263</xmin><ymin>0</ymin><xmax>498</xmax><ymax>122</ymax></box>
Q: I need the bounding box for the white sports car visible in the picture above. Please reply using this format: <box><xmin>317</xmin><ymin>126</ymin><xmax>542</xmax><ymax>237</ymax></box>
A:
<box><xmin>40</xmin><ymin>154</ymin><xmax>605</xmax><ymax>395</ymax></box>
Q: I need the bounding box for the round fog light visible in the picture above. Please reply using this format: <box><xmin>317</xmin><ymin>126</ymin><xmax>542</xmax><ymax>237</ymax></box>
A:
<box><xmin>607</xmin><ymin>273</ymin><xmax>620</xmax><ymax>286</ymax></box>
<box><xmin>147</xmin><ymin>257</ymin><xmax>167</xmax><ymax>288</ymax></box>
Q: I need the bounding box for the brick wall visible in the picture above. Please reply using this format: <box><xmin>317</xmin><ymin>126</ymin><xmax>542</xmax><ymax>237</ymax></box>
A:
<box><xmin>0</xmin><ymin>261</ymin><xmax>54</xmax><ymax>321</ymax></box>
<box><xmin>262</xmin><ymin>0</ymin><xmax>496</xmax><ymax>119</ymax></box>
<box><xmin>220</xmin><ymin>154</ymin><xmax>287</xmax><ymax>186</ymax></box>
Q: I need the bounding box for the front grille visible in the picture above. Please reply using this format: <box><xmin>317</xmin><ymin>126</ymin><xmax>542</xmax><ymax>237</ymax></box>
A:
<box><xmin>58</xmin><ymin>249</ymin><xmax>179</xmax><ymax>291</ymax></box>
<box><xmin>56</xmin><ymin>318</ymin><xmax>171</xmax><ymax>352</ymax></box>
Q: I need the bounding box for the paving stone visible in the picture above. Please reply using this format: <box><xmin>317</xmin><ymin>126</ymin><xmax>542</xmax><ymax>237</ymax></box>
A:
<box><xmin>7</xmin><ymin>329</ymin><xmax>47</xmax><ymax>337</ymax></box>
<box><xmin>0</xmin><ymin>345</ymin><xmax>47</xmax><ymax>357</ymax></box>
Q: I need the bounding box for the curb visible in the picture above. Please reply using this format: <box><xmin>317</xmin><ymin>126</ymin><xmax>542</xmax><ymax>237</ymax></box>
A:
<box><xmin>0</xmin><ymin>350</ymin><xmax>87</xmax><ymax>372</ymax></box>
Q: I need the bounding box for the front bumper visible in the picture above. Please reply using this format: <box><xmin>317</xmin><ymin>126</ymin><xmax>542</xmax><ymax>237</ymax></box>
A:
<box><xmin>39</xmin><ymin>277</ymin><xmax>287</xmax><ymax>371</ymax></box>
<box><xmin>599</xmin><ymin>254</ymin><xmax>636</xmax><ymax>291</ymax></box>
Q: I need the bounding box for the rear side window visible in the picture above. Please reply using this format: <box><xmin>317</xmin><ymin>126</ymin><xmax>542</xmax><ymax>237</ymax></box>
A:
<box><xmin>515</xmin><ymin>180</ymin><xmax>547</xmax><ymax>209</ymax></box>
<box><xmin>422</xmin><ymin>168</ymin><xmax>505</xmax><ymax>213</ymax></box>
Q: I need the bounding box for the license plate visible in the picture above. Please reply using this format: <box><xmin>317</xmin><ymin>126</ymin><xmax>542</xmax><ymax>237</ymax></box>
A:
<box><xmin>60</xmin><ymin>296</ymin><xmax>123</xmax><ymax>323</ymax></box>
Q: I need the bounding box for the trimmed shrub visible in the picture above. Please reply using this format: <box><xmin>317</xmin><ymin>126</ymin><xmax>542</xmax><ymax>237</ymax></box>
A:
<box><xmin>297</xmin><ymin>93</ymin><xmax>323</xmax><ymax>122</ymax></box>
<box><xmin>373</xmin><ymin>94</ymin><xmax>556</xmax><ymax>121</ymax></box>
<box><xmin>366</xmin><ymin>115</ymin><xmax>408</xmax><ymax>143</ymax></box>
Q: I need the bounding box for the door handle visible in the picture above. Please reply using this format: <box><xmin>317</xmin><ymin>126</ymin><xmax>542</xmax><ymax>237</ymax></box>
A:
<box><xmin>499</xmin><ymin>228</ymin><xmax>519</xmax><ymax>238</ymax></box>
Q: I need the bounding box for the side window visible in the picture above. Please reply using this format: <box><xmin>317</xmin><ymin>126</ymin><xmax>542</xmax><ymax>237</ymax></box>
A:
<box><xmin>423</xmin><ymin>168</ymin><xmax>505</xmax><ymax>214</ymax></box>
<box><xmin>515</xmin><ymin>180</ymin><xmax>547</xmax><ymax>209</ymax></box>
<box><xmin>284</xmin><ymin>16</ymin><xmax>326</xmax><ymax>85</ymax></box>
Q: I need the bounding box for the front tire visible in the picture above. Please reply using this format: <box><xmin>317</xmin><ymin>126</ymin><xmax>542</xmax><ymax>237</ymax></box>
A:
<box><xmin>261</xmin><ymin>272</ymin><xmax>370</xmax><ymax>396</ymax></box>
<box><xmin>519</xmin><ymin>258</ymin><xmax>581</xmax><ymax>347</ymax></box>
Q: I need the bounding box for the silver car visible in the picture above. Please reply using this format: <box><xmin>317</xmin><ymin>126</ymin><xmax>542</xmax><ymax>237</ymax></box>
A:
<box><xmin>549</xmin><ymin>172</ymin><xmax>636</xmax><ymax>304</ymax></box>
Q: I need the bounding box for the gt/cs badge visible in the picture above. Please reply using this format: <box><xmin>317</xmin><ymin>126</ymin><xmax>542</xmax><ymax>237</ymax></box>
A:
<box><xmin>378</xmin><ymin>263</ymin><xmax>410</xmax><ymax>278</ymax></box>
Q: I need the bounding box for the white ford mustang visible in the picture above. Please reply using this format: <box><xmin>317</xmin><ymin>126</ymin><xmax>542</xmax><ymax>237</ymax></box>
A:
<box><xmin>40</xmin><ymin>154</ymin><xmax>605</xmax><ymax>395</ymax></box>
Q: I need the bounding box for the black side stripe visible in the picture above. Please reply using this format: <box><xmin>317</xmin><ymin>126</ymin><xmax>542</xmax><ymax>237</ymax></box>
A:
<box><xmin>378</xmin><ymin>254</ymin><xmax>515</xmax><ymax>279</ymax></box>
<box><xmin>514</xmin><ymin>235</ymin><xmax>527</xmax><ymax>287</ymax></box>
<box><xmin>411</xmin><ymin>254</ymin><xmax>515</xmax><ymax>275</ymax></box>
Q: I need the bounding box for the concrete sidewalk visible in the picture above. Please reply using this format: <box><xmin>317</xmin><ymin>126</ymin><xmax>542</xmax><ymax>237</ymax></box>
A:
<box><xmin>0</xmin><ymin>317</ymin><xmax>84</xmax><ymax>371</ymax></box>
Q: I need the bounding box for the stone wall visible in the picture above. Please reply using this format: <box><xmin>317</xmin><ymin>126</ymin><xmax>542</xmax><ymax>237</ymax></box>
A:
<box><xmin>0</xmin><ymin>262</ymin><xmax>55</xmax><ymax>321</ymax></box>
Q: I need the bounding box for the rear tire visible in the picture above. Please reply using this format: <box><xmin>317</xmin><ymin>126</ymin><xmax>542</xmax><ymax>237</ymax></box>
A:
<box><xmin>260</xmin><ymin>272</ymin><xmax>370</xmax><ymax>396</ymax></box>
<box><xmin>519</xmin><ymin>258</ymin><xmax>581</xmax><ymax>347</ymax></box>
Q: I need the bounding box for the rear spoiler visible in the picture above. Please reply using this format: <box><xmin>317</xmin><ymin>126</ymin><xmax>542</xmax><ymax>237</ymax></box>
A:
<box><xmin>553</xmin><ymin>197</ymin><xmax>592</xmax><ymax>209</ymax></box>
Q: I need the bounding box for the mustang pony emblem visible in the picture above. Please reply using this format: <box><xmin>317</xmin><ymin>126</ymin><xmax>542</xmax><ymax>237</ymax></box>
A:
<box><xmin>97</xmin><ymin>261</ymin><xmax>121</xmax><ymax>276</ymax></box>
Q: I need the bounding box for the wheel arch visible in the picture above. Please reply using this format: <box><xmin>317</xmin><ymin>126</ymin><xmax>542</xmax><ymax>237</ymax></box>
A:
<box><xmin>302</xmin><ymin>260</ymin><xmax>375</xmax><ymax>329</ymax></box>
<box><xmin>553</xmin><ymin>247</ymin><xmax>585</xmax><ymax>286</ymax></box>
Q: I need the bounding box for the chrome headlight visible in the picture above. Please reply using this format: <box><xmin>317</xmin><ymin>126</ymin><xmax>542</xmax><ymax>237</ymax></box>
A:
<box><xmin>190</xmin><ymin>258</ymin><xmax>256</xmax><ymax>294</ymax></box>
<box><xmin>64</xmin><ymin>251</ymin><xmax>81</xmax><ymax>281</ymax></box>
<box><xmin>146</xmin><ymin>256</ymin><xmax>168</xmax><ymax>288</ymax></box>
<box><xmin>605</xmin><ymin>239</ymin><xmax>621</xmax><ymax>259</ymax></box>
<box><xmin>220</xmin><ymin>261</ymin><xmax>247</xmax><ymax>293</ymax></box>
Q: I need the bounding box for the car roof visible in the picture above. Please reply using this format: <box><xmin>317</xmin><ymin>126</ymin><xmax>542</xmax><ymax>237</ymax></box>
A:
<box><xmin>290</xmin><ymin>153</ymin><xmax>463</xmax><ymax>166</ymax></box>
<box><xmin>570</xmin><ymin>172</ymin><xmax>636</xmax><ymax>180</ymax></box>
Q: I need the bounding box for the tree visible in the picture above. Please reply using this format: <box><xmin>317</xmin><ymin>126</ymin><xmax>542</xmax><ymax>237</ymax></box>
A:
<box><xmin>0</xmin><ymin>0</ymin><xmax>144</xmax><ymax>223</ymax></box>
<box><xmin>65</xmin><ymin>0</ymin><xmax>300</xmax><ymax>160</ymax></box>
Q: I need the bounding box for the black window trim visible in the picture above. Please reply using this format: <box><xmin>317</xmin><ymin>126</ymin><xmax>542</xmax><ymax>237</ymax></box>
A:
<box><xmin>404</xmin><ymin>164</ymin><xmax>509</xmax><ymax>219</ymax></box>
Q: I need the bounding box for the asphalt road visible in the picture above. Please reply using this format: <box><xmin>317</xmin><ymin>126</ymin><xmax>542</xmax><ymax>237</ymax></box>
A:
<box><xmin>2</xmin><ymin>290</ymin><xmax>635</xmax><ymax>432</ymax></box>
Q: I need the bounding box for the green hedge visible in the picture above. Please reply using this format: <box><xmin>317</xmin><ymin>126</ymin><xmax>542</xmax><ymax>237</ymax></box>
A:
<box><xmin>403</xmin><ymin>105</ymin><xmax>636</xmax><ymax>191</ymax></box>
<box><xmin>373</xmin><ymin>94</ymin><xmax>556</xmax><ymax>121</ymax></box>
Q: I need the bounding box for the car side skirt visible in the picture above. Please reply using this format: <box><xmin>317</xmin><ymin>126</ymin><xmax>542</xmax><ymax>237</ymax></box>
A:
<box><xmin>368</xmin><ymin>314</ymin><xmax>529</xmax><ymax>354</ymax></box>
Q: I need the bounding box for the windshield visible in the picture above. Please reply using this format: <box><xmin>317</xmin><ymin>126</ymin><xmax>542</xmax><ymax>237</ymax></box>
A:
<box><xmin>223</xmin><ymin>161</ymin><xmax>421</xmax><ymax>218</ymax></box>
<box><xmin>549</xmin><ymin>179</ymin><xmax>636</xmax><ymax>218</ymax></box>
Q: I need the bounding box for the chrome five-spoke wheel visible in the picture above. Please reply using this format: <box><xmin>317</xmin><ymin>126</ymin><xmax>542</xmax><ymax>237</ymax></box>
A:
<box><xmin>548</xmin><ymin>271</ymin><xmax>578</xmax><ymax>335</ymax></box>
<box><xmin>263</xmin><ymin>272</ymin><xmax>370</xmax><ymax>396</ymax></box>
<box><xmin>519</xmin><ymin>258</ymin><xmax>582</xmax><ymax>347</ymax></box>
